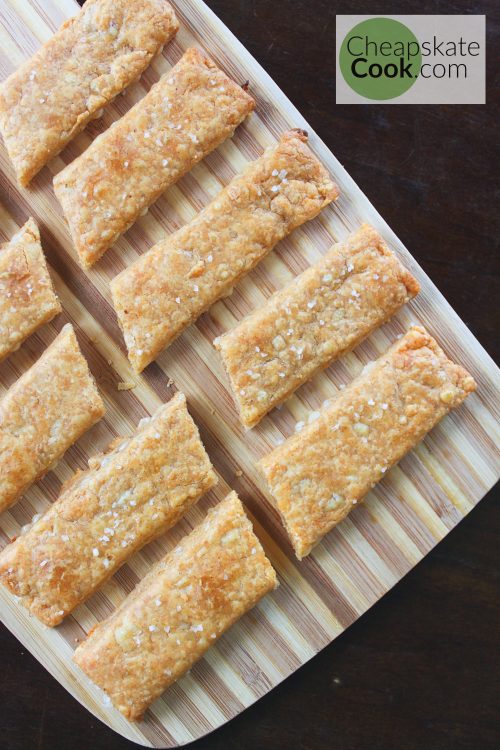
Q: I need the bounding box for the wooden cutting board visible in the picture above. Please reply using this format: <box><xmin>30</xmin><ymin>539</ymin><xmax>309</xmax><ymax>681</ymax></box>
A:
<box><xmin>0</xmin><ymin>0</ymin><xmax>499</xmax><ymax>746</ymax></box>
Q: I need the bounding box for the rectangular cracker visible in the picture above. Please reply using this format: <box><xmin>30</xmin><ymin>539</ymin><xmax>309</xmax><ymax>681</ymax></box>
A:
<box><xmin>0</xmin><ymin>0</ymin><xmax>179</xmax><ymax>187</ymax></box>
<box><xmin>0</xmin><ymin>218</ymin><xmax>61</xmax><ymax>362</ymax></box>
<box><xmin>54</xmin><ymin>47</ymin><xmax>255</xmax><ymax>268</ymax></box>
<box><xmin>0</xmin><ymin>392</ymin><xmax>217</xmax><ymax>627</ymax></box>
<box><xmin>214</xmin><ymin>224</ymin><xmax>420</xmax><ymax>427</ymax></box>
<box><xmin>0</xmin><ymin>323</ymin><xmax>105</xmax><ymax>514</ymax></box>
<box><xmin>73</xmin><ymin>491</ymin><xmax>277</xmax><ymax>720</ymax></box>
<box><xmin>258</xmin><ymin>326</ymin><xmax>477</xmax><ymax>559</ymax></box>
<box><xmin>111</xmin><ymin>129</ymin><xmax>340</xmax><ymax>372</ymax></box>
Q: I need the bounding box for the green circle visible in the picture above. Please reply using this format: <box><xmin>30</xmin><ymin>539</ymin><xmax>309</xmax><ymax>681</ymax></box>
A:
<box><xmin>339</xmin><ymin>17</ymin><xmax>421</xmax><ymax>101</ymax></box>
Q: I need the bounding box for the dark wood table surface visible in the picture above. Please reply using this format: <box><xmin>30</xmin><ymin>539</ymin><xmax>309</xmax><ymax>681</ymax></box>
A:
<box><xmin>2</xmin><ymin>1</ymin><xmax>499</xmax><ymax>748</ymax></box>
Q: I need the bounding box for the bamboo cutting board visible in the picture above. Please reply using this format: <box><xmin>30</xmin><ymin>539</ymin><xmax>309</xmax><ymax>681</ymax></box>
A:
<box><xmin>0</xmin><ymin>0</ymin><xmax>499</xmax><ymax>746</ymax></box>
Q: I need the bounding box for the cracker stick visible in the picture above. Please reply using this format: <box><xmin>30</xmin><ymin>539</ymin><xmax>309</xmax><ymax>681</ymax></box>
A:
<box><xmin>258</xmin><ymin>326</ymin><xmax>476</xmax><ymax>559</ymax></box>
<box><xmin>0</xmin><ymin>392</ymin><xmax>217</xmax><ymax>626</ymax></box>
<box><xmin>73</xmin><ymin>491</ymin><xmax>277</xmax><ymax>720</ymax></box>
<box><xmin>0</xmin><ymin>218</ymin><xmax>61</xmax><ymax>362</ymax></box>
<box><xmin>54</xmin><ymin>48</ymin><xmax>255</xmax><ymax>267</ymax></box>
<box><xmin>111</xmin><ymin>129</ymin><xmax>339</xmax><ymax>371</ymax></box>
<box><xmin>0</xmin><ymin>323</ymin><xmax>105</xmax><ymax>513</ymax></box>
<box><xmin>214</xmin><ymin>224</ymin><xmax>420</xmax><ymax>427</ymax></box>
<box><xmin>0</xmin><ymin>0</ymin><xmax>179</xmax><ymax>186</ymax></box>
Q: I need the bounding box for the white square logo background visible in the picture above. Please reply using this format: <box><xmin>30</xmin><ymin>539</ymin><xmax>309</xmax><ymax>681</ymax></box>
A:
<box><xmin>336</xmin><ymin>15</ymin><xmax>486</xmax><ymax>104</ymax></box>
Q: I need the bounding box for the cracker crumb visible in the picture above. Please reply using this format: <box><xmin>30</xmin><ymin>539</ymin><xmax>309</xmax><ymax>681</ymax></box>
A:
<box><xmin>117</xmin><ymin>380</ymin><xmax>135</xmax><ymax>391</ymax></box>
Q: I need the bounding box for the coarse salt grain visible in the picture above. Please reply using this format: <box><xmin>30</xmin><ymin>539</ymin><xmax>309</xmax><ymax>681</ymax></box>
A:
<box><xmin>353</xmin><ymin>422</ymin><xmax>369</xmax><ymax>436</ymax></box>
